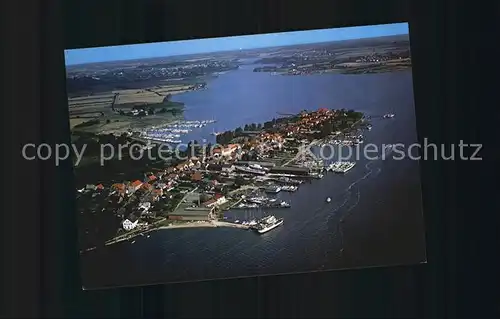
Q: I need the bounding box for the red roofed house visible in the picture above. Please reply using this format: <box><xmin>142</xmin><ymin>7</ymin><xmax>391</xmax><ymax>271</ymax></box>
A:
<box><xmin>148</xmin><ymin>175</ymin><xmax>157</xmax><ymax>182</ymax></box>
<box><xmin>203</xmin><ymin>194</ymin><xmax>227</xmax><ymax>208</ymax></box>
<box><xmin>96</xmin><ymin>184</ymin><xmax>104</xmax><ymax>190</ymax></box>
<box><xmin>111</xmin><ymin>183</ymin><xmax>126</xmax><ymax>195</ymax></box>
<box><xmin>212</xmin><ymin>144</ymin><xmax>240</xmax><ymax>157</ymax></box>
<box><xmin>128</xmin><ymin>180</ymin><xmax>143</xmax><ymax>193</ymax></box>
<box><xmin>151</xmin><ymin>188</ymin><xmax>163</xmax><ymax>201</ymax></box>
<box><xmin>191</xmin><ymin>172</ymin><xmax>203</xmax><ymax>182</ymax></box>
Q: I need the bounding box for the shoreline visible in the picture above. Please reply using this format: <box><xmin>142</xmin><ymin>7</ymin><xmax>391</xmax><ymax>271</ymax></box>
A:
<box><xmin>103</xmin><ymin>220</ymin><xmax>250</xmax><ymax>248</ymax></box>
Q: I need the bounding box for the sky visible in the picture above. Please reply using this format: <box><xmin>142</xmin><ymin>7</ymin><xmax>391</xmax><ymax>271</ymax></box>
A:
<box><xmin>65</xmin><ymin>22</ymin><xmax>408</xmax><ymax>66</ymax></box>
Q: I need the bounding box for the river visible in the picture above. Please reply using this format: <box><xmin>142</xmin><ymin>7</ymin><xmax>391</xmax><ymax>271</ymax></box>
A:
<box><xmin>81</xmin><ymin>65</ymin><xmax>427</xmax><ymax>289</ymax></box>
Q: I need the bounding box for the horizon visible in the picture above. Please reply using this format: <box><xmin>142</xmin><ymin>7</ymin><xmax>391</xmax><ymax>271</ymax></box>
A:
<box><xmin>65</xmin><ymin>22</ymin><xmax>408</xmax><ymax>66</ymax></box>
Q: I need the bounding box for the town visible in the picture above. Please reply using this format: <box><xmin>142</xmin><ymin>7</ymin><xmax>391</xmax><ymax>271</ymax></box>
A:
<box><xmin>77</xmin><ymin>108</ymin><xmax>371</xmax><ymax>251</ymax></box>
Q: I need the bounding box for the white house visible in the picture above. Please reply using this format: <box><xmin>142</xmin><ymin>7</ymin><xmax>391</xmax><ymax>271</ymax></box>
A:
<box><xmin>204</xmin><ymin>195</ymin><xmax>228</xmax><ymax>208</ymax></box>
<box><xmin>123</xmin><ymin>219</ymin><xmax>139</xmax><ymax>231</ymax></box>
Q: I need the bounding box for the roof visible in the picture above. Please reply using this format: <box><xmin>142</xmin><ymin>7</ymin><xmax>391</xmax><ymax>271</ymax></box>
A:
<box><xmin>191</xmin><ymin>172</ymin><xmax>203</xmax><ymax>181</ymax></box>
<box><xmin>148</xmin><ymin>175</ymin><xmax>157</xmax><ymax>181</ymax></box>
<box><xmin>202</xmin><ymin>199</ymin><xmax>217</xmax><ymax>206</ymax></box>
<box><xmin>131</xmin><ymin>180</ymin><xmax>143</xmax><ymax>187</ymax></box>
<box><xmin>171</xmin><ymin>207</ymin><xmax>213</xmax><ymax>216</ymax></box>
<box><xmin>112</xmin><ymin>183</ymin><xmax>126</xmax><ymax>190</ymax></box>
<box><xmin>142</xmin><ymin>183</ymin><xmax>153</xmax><ymax>189</ymax></box>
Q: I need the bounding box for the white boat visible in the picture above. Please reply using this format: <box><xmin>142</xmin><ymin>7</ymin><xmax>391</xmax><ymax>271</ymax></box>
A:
<box><xmin>331</xmin><ymin>161</ymin><xmax>356</xmax><ymax>173</ymax></box>
<box><xmin>281</xmin><ymin>185</ymin><xmax>298</xmax><ymax>192</ymax></box>
<box><xmin>326</xmin><ymin>197</ymin><xmax>331</xmax><ymax>203</ymax></box>
<box><xmin>265</xmin><ymin>185</ymin><xmax>282</xmax><ymax>193</ymax></box>
<box><xmin>253</xmin><ymin>215</ymin><xmax>284</xmax><ymax>234</ymax></box>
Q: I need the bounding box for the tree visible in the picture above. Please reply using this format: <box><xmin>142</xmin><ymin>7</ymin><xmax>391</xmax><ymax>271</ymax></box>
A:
<box><xmin>263</xmin><ymin>121</ymin><xmax>273</xmax><ymax>129</ymax></box>
<box><xmin>244</xmin><ymin>124</ymin><xmax>249</xmax><ymax>131</ymax></box>
<box><xmin>250</xmin><ymin>123</ymin><xmax>257</xmax><ymax>130</ymax></box>
<box><xmin>148</xmin><ymin>106</ymin><xmax>155</xmax><ymax>115</ymax></box>
<box><xmin>257</xmin><ymin>123</ymin><xmax>262</xmax><ymax>129</ymax></box>
<box><xmin>106</xmin><ymin>119</ymin><xmax>111</xmax><ymax>124</ymax></box>
<box><xmin>321</xmin><ymin>122</ymin><xmax>334</xmax><ymax>137</ymax></box>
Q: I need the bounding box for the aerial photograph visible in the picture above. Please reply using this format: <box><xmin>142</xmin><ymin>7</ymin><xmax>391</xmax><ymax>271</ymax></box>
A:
<box><xmin>66</xmin><ymin>22</ymin><xmax>427</xmax><ymax>289</ymax></box>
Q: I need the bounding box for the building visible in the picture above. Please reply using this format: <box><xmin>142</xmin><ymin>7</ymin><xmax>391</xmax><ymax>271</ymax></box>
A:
<box><xmin>191</xmin><ymin>171</ymin><xmax>203</xmax><ymax>182</ymax></box>
<box><xmin>213</xmin><ymin>144</ymin><xmax>240</xmax><ymax>157</ymax></box>
<box><xmin>129</xmin><ymin>180</ymin><xmax>143</xmax><ymax>193</ymax></box>
<box><xmin>168</xmin><ymin>207</ymin><xmax>214</xmax><ymax>221</ymax></box>
<box><xmin>123</xmin><ymin>219</ymin><xmax>138</xmax><ymax>231</ymax></box>
<box><xmin>203</xmin><ymin>194</ymin><xmax>227</xmax><ymax>208</ymax></box>
<box><xmin>111</xmin><ymin>183</ymin><xmax>126</xmax><ymax>195</ymax></box>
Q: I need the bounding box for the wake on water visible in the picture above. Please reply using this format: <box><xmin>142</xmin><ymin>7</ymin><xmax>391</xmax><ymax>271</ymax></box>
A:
<box><xmin>319</xmin><ymin>159</ymin><xmax>383</xmax><ymax>267</ymax></box>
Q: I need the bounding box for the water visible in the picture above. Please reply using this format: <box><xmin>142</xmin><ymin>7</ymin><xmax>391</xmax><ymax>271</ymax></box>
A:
<box><xmin>81</xmin><ymin>66</ymin><xmax>427</xmax><ymax>289</ymax></box>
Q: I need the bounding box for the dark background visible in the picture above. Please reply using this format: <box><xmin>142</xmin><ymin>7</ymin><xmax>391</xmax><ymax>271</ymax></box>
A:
<box><xmin>3</xmin><ymin>0</ymin><xmax>494</xmax><ymax>317</ymax></box>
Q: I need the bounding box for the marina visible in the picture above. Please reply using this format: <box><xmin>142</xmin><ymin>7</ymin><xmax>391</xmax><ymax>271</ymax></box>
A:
<box><xmin>138</xmin><ymin>119</ymin><xmax>217</xmax><ymax>144</ymax></box>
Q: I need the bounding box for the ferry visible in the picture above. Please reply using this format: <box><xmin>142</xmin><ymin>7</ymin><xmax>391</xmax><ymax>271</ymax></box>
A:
<box><xmin>277</xmin><ymin>201</ymin><xmax>291</xmax><ymax>208</ymax></box>
<box><xmin>253</xmin><ymin>215</ymin><xmax>284</xmax><ymax>234</ymax></box>
<box><xmin>246</xmin><ymin>196</ymin><xmax>268</xmax><ymax>205</ymax></box>
<box><xmin>331</xmin><ymin>161</ymin><xmax>356</xmax><ymax>173</ymax></box>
